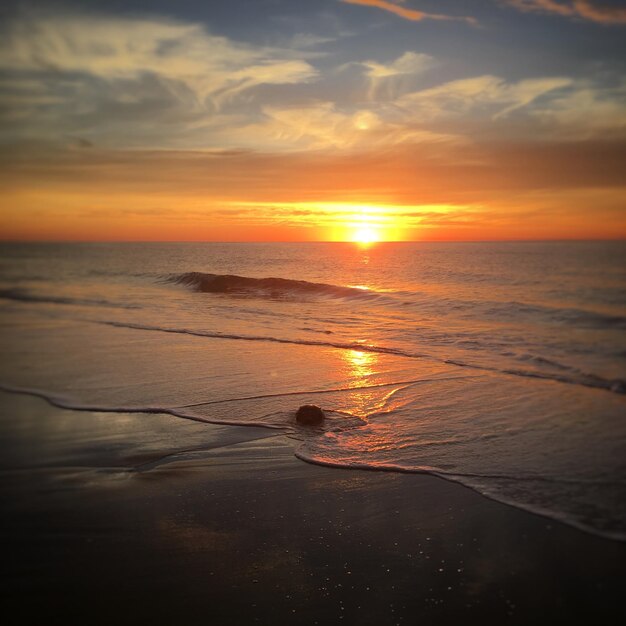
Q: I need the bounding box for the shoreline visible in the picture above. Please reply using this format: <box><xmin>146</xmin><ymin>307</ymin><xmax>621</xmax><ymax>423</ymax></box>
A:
<box><xmin>293</xmin><ymin>450</ymin><xmax>626</xmax><ymax>544</ymax></box>
<box><xmin>2</xmin><ymin>390</ymin><xmax>625</xmax><ymax>625</ymax></box>
<box><xmin>5</xmin><ymin>382</ymin><xmax>624</xmax><ymax>542</ymax></box>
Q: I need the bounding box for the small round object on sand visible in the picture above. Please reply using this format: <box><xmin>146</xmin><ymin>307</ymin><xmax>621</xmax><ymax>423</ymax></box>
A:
<box><xmin>295</xmin><ymin>404</ymin><xmax>325</xmax><ymax>425</ymax></box>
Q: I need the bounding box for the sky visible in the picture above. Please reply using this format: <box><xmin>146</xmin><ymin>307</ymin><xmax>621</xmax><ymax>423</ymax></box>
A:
<box><xmin>0</xmin><ymin>0</ymin><xmax>625</xmax><ymax>241</ymax></box>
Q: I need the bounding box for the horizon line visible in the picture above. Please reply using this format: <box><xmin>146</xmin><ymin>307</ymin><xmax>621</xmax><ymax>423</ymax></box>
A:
<box><xmin>1</xmin><ymin>238</ymin><xmax>625</xmax><ymax>244</ymax></box>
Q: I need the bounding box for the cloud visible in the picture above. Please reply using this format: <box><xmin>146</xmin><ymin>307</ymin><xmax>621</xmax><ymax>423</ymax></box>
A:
<box><xmin>0</xmin><ymin>8</ymin><xmax>325</xmax><ymax>151</ymax></box>
<box><xmin>222</xmin><ymin>101</ymin><xmax>459</xmax><ymax>151</ymax></box>
<box><xmin>396</xmin><ymin>74</ymin><xmax>574</xmax><ymax>121</ymax></box>
<box><xmin>359</xmin><ymin>51</ymin><xmax>435</xmax><ymax>99</ymax></box>
<box><xmin>0</xmin><ymin>8</ymin><xmax>622</xmax><ymax>157</ymax></box>
<box><xmin>361</xmin><ymin>51</ymin><xmax>434</xmax><ymax>79</ymax></box>
<box><xmin>234</xmin><ymin>76</ymin><xmax>625</xmax><ymax>150</ymax></box>
<box><xmin>528</xmin><ymin>82</ymin><xmax>626</xmax><ymax>138</ymax></box>
<box><xmin>506</xmin><ymin>1</ymin><xmax>626</xmax><ymax>24</ymax></box>
<box><xmin>390</xmin><ymin>74</ymin><xmax>626</xmax><ymax>140</ymax></box>
<box><xmin>0</xmin><ymin>10</ymin><xmax>318</xmax><ymax>114</ymax></box>
<box><xmin>340</xmin><ymin>0</ymin><xmax>477</xmax><ymax>25</ymax></box>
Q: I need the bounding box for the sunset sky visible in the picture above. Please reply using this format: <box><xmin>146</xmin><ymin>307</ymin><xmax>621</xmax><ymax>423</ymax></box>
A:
<box><xmin>1</xmin><ymin>0</ymin><xmax>625</xmax><ymax>241</ymax></box>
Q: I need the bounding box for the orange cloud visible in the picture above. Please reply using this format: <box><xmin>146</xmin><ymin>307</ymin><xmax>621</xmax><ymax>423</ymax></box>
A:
<box><xmin>507</xmin><ymin>1</ymin><xmax>626</xmax><ymax>25</ymax></box>
<box><xmin>340</xmin><ymin>0</ymin><xmax>477</xmax><ymax>24</ymax></box>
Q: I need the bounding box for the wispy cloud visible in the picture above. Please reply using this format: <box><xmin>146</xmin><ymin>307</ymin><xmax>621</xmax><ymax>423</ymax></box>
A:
<box><xmin>528</xmin><ymin>82</ymin><xmax>626</xmax><ymax>138</ymax></box>
<box><xmin>0</xmin><ymin>9</ymin><xmax>323</xmax><ymax>150</ymax></box>
<box><xmin>391</xmin><ymin>74</ymin><xmax>626</xmax><ymax>139</ymax></box>
<box><xmin>361</xmin><ymin>51</ymin><xmax>434</xmax><ymax>79</ymax></box>
<box><xmin>357</xmin><ymin>51</ymin><xmax>434</xmax><ymax>99</ymax></box>
<box><xmin>506</xmin><ymin>1</ymin><xmax>626</xmax><ymax>25</ymax></box>
<box><xmin>340</xmin><ymin>0</ymin><xmax>477</xmax><ymax>25</ymax></box>
<box><xmin>0</xmin><ymin>10</ymin><xmax>318</xmax><ymax>113</ymax></box>
<box><xmin>221</xmin><ymin>101</ymin><xmax>459</xmax><ymax>152</ymax></box>
<box><xmin>396</xmin><ymin>75</ymin><xmax>573</xmax><ymax>121</ymax></box>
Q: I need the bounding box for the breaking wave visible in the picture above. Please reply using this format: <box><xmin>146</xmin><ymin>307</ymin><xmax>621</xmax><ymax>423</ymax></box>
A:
<box><xmin>167</xmin><ymin>272</ymin><xmax>382</xmax><ymax>301</ymax></box>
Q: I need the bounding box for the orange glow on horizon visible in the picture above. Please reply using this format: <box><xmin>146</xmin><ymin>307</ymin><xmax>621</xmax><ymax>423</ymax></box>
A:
<box><xmin>226</xmin><ymin>201</ymin><xmax>416</xmax><ymax>242</ymax></box>
<box><xmin>2</xmin><ymin>188</ymin><xmax>625</xmax><ymax>242</ymax></box>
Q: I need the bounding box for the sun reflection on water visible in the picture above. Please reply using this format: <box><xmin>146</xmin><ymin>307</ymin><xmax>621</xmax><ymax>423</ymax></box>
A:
<box><xmin>346</xmin><ymin>348</ymin><xmax>376</xmax><ymax>380</ymax></box>
<box><xmin>340</xmin><ymin>348</ymin><xmax>380</xmax><ymax>417</ymax></box>
<box><xmin>338</xmin><ymin>348</ymin><xmax>411</xmax><ymax>423</ymax></box>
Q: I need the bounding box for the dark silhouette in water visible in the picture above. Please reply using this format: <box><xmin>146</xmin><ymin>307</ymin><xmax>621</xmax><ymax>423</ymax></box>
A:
<box><xmin>296</xmin><ymin>404</ymin><xmax>325</xmax><ymax>425</ymax></box>
<box><xmin>170</xmin><ymin>272</ymin><xmax>377</xmax><ymax>301</ymax></box>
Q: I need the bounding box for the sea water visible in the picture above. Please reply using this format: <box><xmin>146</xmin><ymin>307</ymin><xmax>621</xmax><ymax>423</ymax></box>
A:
<box><xmin>0</xmin><ymin>241</ymin><xmax>624</xmax><ymax>539</ymax></box>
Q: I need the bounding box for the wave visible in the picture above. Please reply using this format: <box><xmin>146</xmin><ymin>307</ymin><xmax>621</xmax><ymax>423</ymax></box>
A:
<box><xmin>485</xmin><ymin>301</ymin><xmax>626</xmax><ymax>330</ymax></box>
<box><xmin>167</xmin><ymin>272</ymin><xmax>381</xmax><ymax>301</ymax></box>
<box><xmin>0</xmin><ymin>382</ymin><xmax>284</xmax><ymax>430</ymax></box>
<box><xmin>0</xmin><ymin>288</ymin><xmax>139</xmax><ymax>310</ymax></box>
<box><xmin>93</xmin><ymin>319</ymin><xmax>626</xmax><ymax>395</ymax></box>
<box><xmin>166</xmin><ymin>272</ymin><xmax>625</xmax><ymax>330</ymax></box>
<box><xmin>416</xmin><ymin>296</ymin><xmax>626</xmax><ymax>330</ymax></box>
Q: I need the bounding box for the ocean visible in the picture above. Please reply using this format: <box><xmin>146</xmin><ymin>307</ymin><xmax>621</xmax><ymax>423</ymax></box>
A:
<box><xmin>1</xmin><ymin>241</ymin><xmax>624</xmax><ymax>540</ymax></box>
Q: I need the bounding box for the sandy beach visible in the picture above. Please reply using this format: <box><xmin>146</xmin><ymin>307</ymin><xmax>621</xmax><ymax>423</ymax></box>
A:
<box><xmin>2</xmin><ymin>389</ymin><xmax>624</xmax><ymax>625</ymax></box>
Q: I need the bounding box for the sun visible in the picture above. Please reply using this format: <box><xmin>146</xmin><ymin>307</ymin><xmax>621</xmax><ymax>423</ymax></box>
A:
<box><xmin>352</xmin><ymin>225</ymin><xmax>380</xmax><ymax>245</ymax></box>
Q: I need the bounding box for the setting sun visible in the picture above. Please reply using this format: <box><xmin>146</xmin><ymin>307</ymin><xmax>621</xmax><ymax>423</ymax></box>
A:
<box><xmin>352</xmin><ymin>225</ymin><xmax>380</xmax><ymax>244</ymax></box>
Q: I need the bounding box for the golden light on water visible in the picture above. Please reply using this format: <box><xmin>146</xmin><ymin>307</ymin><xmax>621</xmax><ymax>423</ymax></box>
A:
<box><xmin>346</xmin><ymin>349</ymin><xmax>376</xmax><ymax>380</ymax></box>
<box><xmin>342</xmin><ymin>349</ymin><xmax>379</xmax><ymax>417</ymax></box>
<box><xmin>340</xmin><ymin>349</ymin><xmax>406</xmax><ymax>420</ymax></box>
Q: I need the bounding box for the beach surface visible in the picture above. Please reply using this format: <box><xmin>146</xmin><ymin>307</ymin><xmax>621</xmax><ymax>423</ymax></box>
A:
<box><xmin>2</xmin><ymin>390</ymin><xmax>624</xmax><ymax>626</ymax></box>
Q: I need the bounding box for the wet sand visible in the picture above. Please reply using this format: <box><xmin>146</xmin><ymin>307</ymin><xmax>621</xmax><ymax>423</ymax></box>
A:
<box><xmin>1</xmin><ymin>390</ymin><xmax>624</xmax><ymax>625</ymax></box>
